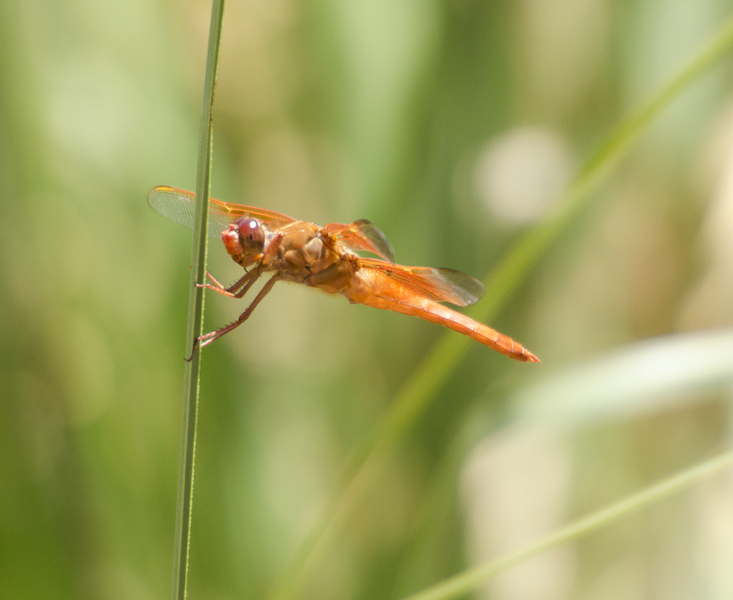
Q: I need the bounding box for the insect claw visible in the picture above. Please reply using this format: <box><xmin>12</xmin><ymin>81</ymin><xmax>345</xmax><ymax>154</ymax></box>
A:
<box><xmin>185</xmin><ymin>338</ymin><xmax>200</xmax><ymax>362</ymax></box>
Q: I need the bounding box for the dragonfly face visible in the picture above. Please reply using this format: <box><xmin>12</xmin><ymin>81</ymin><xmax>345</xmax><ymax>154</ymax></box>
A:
<box><xmin>222</xmin><ymin>217</ymin><xmax>268</xmax><ymax>268</ymax></box>
<box><xmin>237</xmin><ymin>218</ymin><xmax>266</xmax><ymax>250</ymax></box>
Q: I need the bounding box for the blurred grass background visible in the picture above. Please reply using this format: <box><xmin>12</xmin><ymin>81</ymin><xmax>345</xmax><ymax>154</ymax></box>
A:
<box><xmin>4</xmin><ymin>0</ymin><xmax>733</xmax><ymax>599</ymax></box>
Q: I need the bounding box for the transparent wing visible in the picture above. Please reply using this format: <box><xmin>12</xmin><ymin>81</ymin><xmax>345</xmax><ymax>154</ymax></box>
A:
<box><xmin>148</xmin><ymin>185</ymin><xmax>296</xmax><ymax>238</ymax></box>
<box><xmin>324</xmin><ymin>220</ymin><xmax>395</xmax><ymax>263</ymax></box>
<box><xmin>359</xmin><ymin>258</ymin><xmax>485</xmax><ymax>307</ymax></box>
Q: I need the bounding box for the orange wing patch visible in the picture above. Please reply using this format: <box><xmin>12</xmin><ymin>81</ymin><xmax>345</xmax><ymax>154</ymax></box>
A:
<box><xmin>358</xmin><ymin>258</ymin><xmax>485</xmax><ymax>307</ymax></box>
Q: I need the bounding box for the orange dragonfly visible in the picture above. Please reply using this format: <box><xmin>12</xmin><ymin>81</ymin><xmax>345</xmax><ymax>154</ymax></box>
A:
<box><xmin>148</xmin><ymin>185</ymin><xmax>539</xmax><ymax>362</ymax></box>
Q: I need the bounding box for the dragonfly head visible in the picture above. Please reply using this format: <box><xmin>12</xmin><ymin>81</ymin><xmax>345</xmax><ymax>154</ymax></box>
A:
<box><xmin>236</xmin><ymin>217</ymin><xmax>266</xmax><ymax>251</ymax></box>
<box><xmin>222</xmin><ymin>217</ymin><xmax>267</xmax><ymax>266</ymax></box>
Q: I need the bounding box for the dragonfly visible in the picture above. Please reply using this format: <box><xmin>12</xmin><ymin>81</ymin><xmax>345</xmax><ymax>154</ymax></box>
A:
<box><xmin>148</xmin><ymin>185</ymin><xmax>539</xmax><ymax>362</ymax></box>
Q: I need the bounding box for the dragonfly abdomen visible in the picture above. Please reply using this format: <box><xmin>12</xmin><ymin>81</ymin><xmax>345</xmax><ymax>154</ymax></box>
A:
<box><xmin>349</xmin><ymin>275</ymin><xmax>539</xmax><ymax>362</ymax></box>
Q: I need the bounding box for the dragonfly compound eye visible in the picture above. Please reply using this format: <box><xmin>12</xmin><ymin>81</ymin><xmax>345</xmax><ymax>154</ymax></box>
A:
<box><xmin>236</xmin><ymin>218</ymin><xmax>265</xmax><ymax>253</ymax></box>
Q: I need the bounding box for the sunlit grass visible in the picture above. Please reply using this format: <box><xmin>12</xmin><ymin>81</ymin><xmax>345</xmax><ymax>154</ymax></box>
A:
<box><xmin>402</xmin><ymin>449</ymin><xmax>733</xmax><ymax>600</ymax></box>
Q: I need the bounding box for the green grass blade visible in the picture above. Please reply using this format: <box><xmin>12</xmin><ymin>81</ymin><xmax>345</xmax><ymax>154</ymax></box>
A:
<box><xmin>266</xmin><ymin>14</ymin><xmax>733</xmax><ymax>600</ymax></box>
<box><xmin>172</xmin><ymin>2</ymin><xmax>225</xmax><ymax>600</ymax></box>
<box><xmin>401</xmin><ymin>449</ymin><xmax>733</xmax><ymax>600</ymax></box>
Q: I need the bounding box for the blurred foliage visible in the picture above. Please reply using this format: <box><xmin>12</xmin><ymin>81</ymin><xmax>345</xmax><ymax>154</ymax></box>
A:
<box><xmin>4</xmin><ymin>1</ymin><xmax>733</xmax><ymax>599</ymax></box>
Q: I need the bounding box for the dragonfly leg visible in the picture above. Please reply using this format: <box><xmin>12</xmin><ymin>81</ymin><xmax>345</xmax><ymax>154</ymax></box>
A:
<box><xmin>197</xmin><ymin>269</ymin><xmax>260</xmax><ymax>298</ymax></box>
<box><xmin>186</xmin><ymin>237</ymin><xmax>284</xmax><ymax>360</ymax></box>
<box><xmin>262</xmin><ymin>231</ymin><xmax>284</xmax><ymax>263</ymax></box>
<box><xmin>193</xmin><ymin>273</ymin><xmax>282</xmax><ymax>352</ymax></box>
<box><xmin>205</xmin><ymin>270</ymin><xmax>228</xmax><ymax>290</ymax></box>
<box><xmin>197</xmin><ymin>270</ymin><xmax>235</xmax><ymax>296</ymax></box>
<box><xmin>230</xmin><ymin>269</ymin><xmax>261</xmax><ymax>298</ymax></box>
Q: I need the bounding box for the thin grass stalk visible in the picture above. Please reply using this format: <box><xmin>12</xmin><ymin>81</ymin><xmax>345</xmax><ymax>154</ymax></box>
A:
<box><xmin>267</xmin><ymin>14</ymin><xmax>733</xmax><ymax>600</ymax></box>
<box><xmin>172</xmin><ymin>2</ymin><xmax>225</xmax><ymax>599</ymax></box>
<box><xmin>401</xmin><ymin>449</ymin><xmax>733</xmax><ymax>600</ymax></box>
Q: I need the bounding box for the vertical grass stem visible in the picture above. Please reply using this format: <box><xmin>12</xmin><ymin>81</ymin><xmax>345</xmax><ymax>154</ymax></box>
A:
<box><xmin>172</xmin><ymin>2</ymin><xmax>225</xmax><ymax>599</ymax></box>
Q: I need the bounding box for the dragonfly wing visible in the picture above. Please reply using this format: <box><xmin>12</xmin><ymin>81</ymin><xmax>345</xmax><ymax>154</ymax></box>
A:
<box><xmin>350</xmin><ymin>220</ymin><xmax>395</xmax><ymax>263</ymax></box>
<box><xmin>359</xmin><ymin>258</ymin><xmax>485</xmax><ymax>307</ymax></box>
<box><xmin>324</xmin><ymin>220</ymin><xmax>395</xmax><ymax>263</ymax></box>
<box><xmin>148</xmin><ymin>186</ymin><xmax>296</xmax><ymax>238</ymax></box>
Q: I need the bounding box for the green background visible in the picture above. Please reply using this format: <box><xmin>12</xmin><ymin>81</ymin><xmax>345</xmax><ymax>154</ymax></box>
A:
<box><xmin>3</xmin><ymin>0</ymin><xmax>733</xmax><ymax>598</ymax></box>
